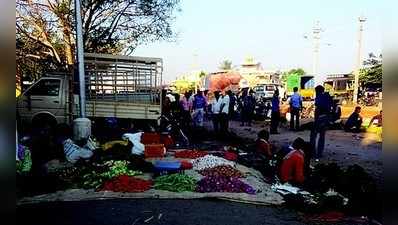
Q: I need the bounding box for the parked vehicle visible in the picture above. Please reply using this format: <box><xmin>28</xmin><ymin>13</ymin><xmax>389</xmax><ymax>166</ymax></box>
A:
<box><xmin>286</xmin><ymin>74</ymin><xmax>315</xmax><ymax>100</ymax></box>
<box><xmin>324</xmin><ymin>73</ymin><xmax>354</xmax><ymax>100</ymax></box>
<box><xmin>17</xmin><ymin>53</ymin><xmax>163</xmax><ymax>128</ymax></box>
<box><xmin>254</xmin><ymin>83</ymin><xmax>278</xmax><ymax>100</ymax></box>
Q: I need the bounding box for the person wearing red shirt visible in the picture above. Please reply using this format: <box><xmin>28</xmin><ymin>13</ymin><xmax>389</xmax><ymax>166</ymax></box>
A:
<box><xmin>256</xmin><ymin>129</ymin><xmax>272</xmax><ymax>158</ymax></box>
<box><xmin>279</xmin><ymin>137</ymin><xmax>306</xmax><ymax>184</ymax></box>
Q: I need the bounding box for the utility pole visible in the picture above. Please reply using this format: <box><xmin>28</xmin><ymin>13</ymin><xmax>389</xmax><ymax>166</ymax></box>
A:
<box><xmin>312</xmin><ymin>21</ymin><xmax>322</xmax><ymax>85</ymax></box>
<box><xmin>353</xmin><ymin>16</ymin><xmax>366</xmax><ymax>104</ymax></box>
<box><xmin>73</xmin><ymin>0</ymin><xmax>91</xmax><ymax>142</ymax></box>
<box><xmin>75</xmin><ymin>0</ymin><xmax>86</xmax><ymax>118</ymax></box>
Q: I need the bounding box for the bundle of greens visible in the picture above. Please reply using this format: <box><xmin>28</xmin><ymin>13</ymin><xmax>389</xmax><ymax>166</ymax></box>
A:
<box><xmin>154</xmin><ymin>173</ymin><xmax>196</xmax><ymax>192</ymax></box>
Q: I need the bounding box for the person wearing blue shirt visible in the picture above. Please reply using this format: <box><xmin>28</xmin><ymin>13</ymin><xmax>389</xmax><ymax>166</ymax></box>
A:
<box><xmin>270</xmin><ymin>89</ymin><xmax>280</xmax><ymax>134</ymax></box>
<box><xmin>310</xmin><ymin>85</ymin><xmax>332</xmax><ymax>160</ymax></box>
<box><xmin>289</xmin><ymin>87</ymin><xmax>303</xmax><ymax>131</ymax></box>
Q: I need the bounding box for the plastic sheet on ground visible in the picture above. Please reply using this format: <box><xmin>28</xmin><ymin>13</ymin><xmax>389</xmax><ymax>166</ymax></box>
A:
<box><xmin>17</xmin><ymin>164</ymin><xmax>284</xmax><ymax>206</ymax></box>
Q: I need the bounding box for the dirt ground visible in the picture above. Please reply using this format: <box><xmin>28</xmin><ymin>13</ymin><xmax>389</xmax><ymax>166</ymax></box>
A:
<box><xmin>203</xmin><ymin>119</ymin><xmax>382</xmax><ymax>187</ymax></box>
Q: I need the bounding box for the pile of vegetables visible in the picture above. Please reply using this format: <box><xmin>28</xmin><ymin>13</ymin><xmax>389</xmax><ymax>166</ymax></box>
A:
<box><xmin>16</xmin><ymin>149</ymin><xmax>32</xmax><ymax>174</ymax></box>
<box><xmin>154</xmin><ymin>173</ymin><xmax>196</xmax><ymax>192</ymax></box>
<box><xmin>199</xmin><ymin>165</ymin><xmax>244</xmax><ymax>178</ymax></box>
<box><xmin>196</xmin><ymin>176</ymin><xmax>256</xmax><ymax>194</ymax></box>
<box><xmin>100</xmin><ymin>175</ymin><xmax>152</xmax><ymax>192</ymax></box>
<box><xmin>192</xmin><ymin>155</ymin><xmax>234</xmax><ymax>171</ymax></box>
<box><xmin>175</xmin><ymin>150</ymin><xmax>208</xmax><ymax>159</ymax></box>
<box><xmin>81</xmin><ymin>160</ymin><xmax>142</xmax><ymax>189</ymax></box>
<box><xmin>101</xmin><ymin>160</ymin><xmax>142</xmax><ymax>179</ymax></box>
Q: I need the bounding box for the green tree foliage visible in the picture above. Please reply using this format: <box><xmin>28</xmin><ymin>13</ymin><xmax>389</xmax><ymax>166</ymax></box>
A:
<box><xmin>16</xmin><ymin>0</ymin><xmax>181</xmax><ymax>83</ymax></box>
<box><xmin>359</xmin><ymin>53</ymin><xmax>382</xmax><ymax>86</ymax></box>
<box><xmin>219</xmin><ymin>60</ymin><xmax>232</xmax><ymax>70</ymax></box>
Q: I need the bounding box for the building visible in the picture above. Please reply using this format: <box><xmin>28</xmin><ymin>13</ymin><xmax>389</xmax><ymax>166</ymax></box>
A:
<box><xmin>237</xmin><ymin>56</ymin><xmax>280</xmax><ymax>87</ymax></box>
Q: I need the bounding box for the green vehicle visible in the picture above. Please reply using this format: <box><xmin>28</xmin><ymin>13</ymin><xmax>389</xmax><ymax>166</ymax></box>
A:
<box><xmin>286</xmin><ymin>74</ymin><xmax>315</xmax><ymax>100</ymax></box>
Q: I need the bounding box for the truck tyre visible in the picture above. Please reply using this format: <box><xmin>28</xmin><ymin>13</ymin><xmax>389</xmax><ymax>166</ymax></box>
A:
<box><xmin>32</xmin><ymin>114</ymin><xmax>57</xmax><ymax>131</ymax></box>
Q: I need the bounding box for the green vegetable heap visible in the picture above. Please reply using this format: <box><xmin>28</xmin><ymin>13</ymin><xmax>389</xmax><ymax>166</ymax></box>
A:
<box><xmin>16</xmin><ymin>150</ymin><xmax>32</xmax><ymax>174</ymax></box>
<box><xmin>82</xmin><ymin>160</ymin><xmax>142</xmax><ymax>189</ymax></box>
<box><xmin>154</xmin><ymin>173</ymin><xmax>196</xmax><ymax>192</ymax></box>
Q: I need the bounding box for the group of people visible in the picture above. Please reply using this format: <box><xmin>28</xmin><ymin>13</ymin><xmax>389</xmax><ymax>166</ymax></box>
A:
<box><xmin>174</xmin><ymin>89</ymin><xmax>236</xmax><ymax>136</ymax></box>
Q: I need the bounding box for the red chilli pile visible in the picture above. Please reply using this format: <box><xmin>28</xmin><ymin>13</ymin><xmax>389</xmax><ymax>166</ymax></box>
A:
<box><xmin>100</xmin><ymin>175</ymin><xmax>152</xmax><ymax>192</ymax></box>
<box><xmin>199</xmin><ymin>165</ymin><xmax>244</xmax><ymax>178</ymax></box>
<box><xmin>175</xmin><ymin>150</ymin><xmax>208</xmax><ymax>159</ymax></box>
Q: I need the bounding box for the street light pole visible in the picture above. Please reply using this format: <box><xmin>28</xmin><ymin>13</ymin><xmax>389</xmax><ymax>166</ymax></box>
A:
<box><xmin>75</xmin><ymin>0</ymin><xmax>86</xmax><ymax>117</ymax></box>
<box><xmin>353</xmin><ymin>16</ymin><xmax>366</xmax><ymax>104</ymax></box>
<box><xmin>312</xmin><ymin>21</ymin><xmax>322</xmax><ymax>85</ymax></box>
<box><xmin>73</xmin><ymin>0</ymin><xmax>91</xmax><ymax>142</ymax></box>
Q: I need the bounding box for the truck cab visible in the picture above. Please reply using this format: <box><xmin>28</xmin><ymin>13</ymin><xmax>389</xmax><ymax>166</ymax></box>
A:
<box><xmin>17</xmin><ymin>74</ymin><xmax>72</xmax><ymax>128</ymax></box>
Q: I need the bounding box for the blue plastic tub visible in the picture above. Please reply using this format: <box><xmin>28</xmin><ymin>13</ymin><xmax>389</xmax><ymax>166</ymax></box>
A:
<box><xmin>154</xmin><ymin>160</ymin><xmax>181</xmax><ymax>171</ymax></box>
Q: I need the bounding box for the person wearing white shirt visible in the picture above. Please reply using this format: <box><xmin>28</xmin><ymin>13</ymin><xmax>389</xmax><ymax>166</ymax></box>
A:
<box><xmin>219</xmin><ymin>91</ymin><xmax>230</xmax><ymax>134</ymax></box>
<box><xmin>211</xmin><ymin>91</ymin><xmax>222</xmax><ymax>133</ymax></box>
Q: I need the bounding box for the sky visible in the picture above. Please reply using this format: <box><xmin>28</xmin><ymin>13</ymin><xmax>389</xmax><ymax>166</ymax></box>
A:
<box><xmin>134</xmin><ymin>0</ymin><xmax>383</xmax><ymax>84</ymax></box>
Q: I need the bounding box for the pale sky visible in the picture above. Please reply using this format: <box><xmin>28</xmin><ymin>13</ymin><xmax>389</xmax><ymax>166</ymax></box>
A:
<box><xmin>134</xmin><ymin>0</ymin><xmax>383</xmax><ymax>83</ymax></box>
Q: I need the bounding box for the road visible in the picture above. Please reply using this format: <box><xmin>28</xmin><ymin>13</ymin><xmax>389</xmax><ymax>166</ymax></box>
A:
<box><xmin>17</xmin><ymin>199</ymin><xmax>305</xmax><ymax>225</ymax></box>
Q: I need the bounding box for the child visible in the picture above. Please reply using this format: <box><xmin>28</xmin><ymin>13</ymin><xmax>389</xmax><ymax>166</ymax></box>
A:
<box><xmin>256</xmin><ymin>129</ymin><xmax>272</xmax><ymax>159</ymax></box>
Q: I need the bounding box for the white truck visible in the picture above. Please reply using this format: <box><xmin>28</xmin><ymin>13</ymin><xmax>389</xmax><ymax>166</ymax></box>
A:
<box><xmin>17</xmin><ymin>53</ymin><xmax>163</xmax><ymax>128</ymax></box>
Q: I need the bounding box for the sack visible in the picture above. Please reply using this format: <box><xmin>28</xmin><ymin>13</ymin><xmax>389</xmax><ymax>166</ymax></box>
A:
<box><xmin>84</xmin><ymin>136</ymin><xmax>99</xmax><ymax>151</ymax></box>
<box><xmin>63</xmin><ymin>139</ymin><xmax>93</xmax><ymax>164</ymax></box>
<box><xmin>122</xmin><ymin>132</ymin><xmax>145</xmax><ymax>155</ymax></box>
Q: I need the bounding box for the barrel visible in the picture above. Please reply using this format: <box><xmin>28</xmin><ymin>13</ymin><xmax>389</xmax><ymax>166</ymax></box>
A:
<box><xmin>73</xmin><ymin>118</ymin><xmax>92</xmax><ymax>141</ymax></box>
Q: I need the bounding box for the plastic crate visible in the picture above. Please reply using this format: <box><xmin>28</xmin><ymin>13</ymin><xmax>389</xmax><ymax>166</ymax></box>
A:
<box><xmin>144</xmin><ymin>144</ymin><xmax>165</xmax><ymax>158</ymax></box>
<box><xmin>141</xmin><ymin>133</ymin><xmax>161</xmax><ymax>144</ymax></box>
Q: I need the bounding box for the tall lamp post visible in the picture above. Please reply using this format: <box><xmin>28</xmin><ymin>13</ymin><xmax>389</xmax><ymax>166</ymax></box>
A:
<box><xmin>75</xmin><ymin>0</ymin><xmax>86</xmax><ymax>117</ymax></box>
<box><xmin>73</xmin><ymin>0</ymin><xmax>91</xmax><ymax>141</ymax></box>
<box><xmin>353</xmin><ymin>16</ymin><xmax>366</xmax><ymax>104</ymax></box>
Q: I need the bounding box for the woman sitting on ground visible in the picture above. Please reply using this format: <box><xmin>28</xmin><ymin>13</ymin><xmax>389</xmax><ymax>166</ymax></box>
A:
<box><xmin>279</xmin><ymin>137</ymin><xmax>308</xmax><ymax>186</ymax></box>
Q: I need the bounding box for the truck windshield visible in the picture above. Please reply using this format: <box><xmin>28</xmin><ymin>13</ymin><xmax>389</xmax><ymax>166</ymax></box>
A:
<box><xmin>26</xmin><ymin>79</ymin><xmax>60</xmax><ymax>96</ymax></box>
<box><xmin>255</xmin><ymin>86</ymin><xmax>264</xmax><ymax>92</ymax></box>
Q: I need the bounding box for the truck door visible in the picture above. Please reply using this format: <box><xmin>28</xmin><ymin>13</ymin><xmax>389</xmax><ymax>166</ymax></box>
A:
<box><xmin>17</xmin><ymin>78</ymin><xmax>64</xmax><ymax>124</ymax></box>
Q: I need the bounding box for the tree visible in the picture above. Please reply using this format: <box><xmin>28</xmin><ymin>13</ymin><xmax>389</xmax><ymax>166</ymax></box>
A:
<box><xmin>219</xmin><ymin>60</ymin><xmax>232</xmax><ymax>70</ymax></box>
<box><xmin>359</xmin><ymin>53</ymin><xmax>382</xmax><ymax>86</ymax></box>
<box><xmin>16</xmin><ymin>0</ymin><xmax>181</xmax><ymax>82</ymax></box>
<box><xmin>281</xmin><ymin>68</ymin><xmax>305</xmax><ymax>82</ymax></box>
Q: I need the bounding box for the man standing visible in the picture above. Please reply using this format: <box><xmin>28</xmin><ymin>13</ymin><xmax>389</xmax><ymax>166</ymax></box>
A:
<box><xmin>270</xmin><ymin>89</ymin><xmax>280</xmax><ymax>134</ymax></box>
<box><xmin>211</xmin><ymin>91</ymin><xmax>222</xmax><ymax>133</ymax></box>
<box><xmin>180</xmin><ymin>91</ymin><xmax>192</xmax><ymax>128</ymax></box>
<box><xmin>310</xmin><ymin>85</ymin><xmax>332</xmax><ymax>160</ymax></box>
<box><xmin>241</xmin><ymin>90</ymin><xmax>256</xmax><ymax>127</ymax></box>
<box><xmin>289</xmin><ymin>87</ymin><xmax>303</xmax><ymax>131</ymax></box>
<box><xmin>227</xmin><ymin>90</ymin><xmax>236</xmax><ymax>120</ymax></box>
<box><xmin>220</xmin><ymin>90</ymin><xmax>230</xmax><ymax>134</ymax></box>
<box><xmin>192</xmin><ymin>89</ymin><xmax>207</xmax><ymax>127</ymax></box>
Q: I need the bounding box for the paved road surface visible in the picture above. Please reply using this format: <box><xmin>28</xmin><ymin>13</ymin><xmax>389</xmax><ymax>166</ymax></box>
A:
<box><xmin>17</xmin><ymin>199</ymin><xmax>305</xmax><ymax>225</ymax></box>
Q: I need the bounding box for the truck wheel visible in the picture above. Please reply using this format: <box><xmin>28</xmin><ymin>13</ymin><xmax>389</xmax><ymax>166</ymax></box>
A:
<box><xmin>32</xmin><ymin>114</ymin><xmax>57</xmax><ymax>131</ymax></box>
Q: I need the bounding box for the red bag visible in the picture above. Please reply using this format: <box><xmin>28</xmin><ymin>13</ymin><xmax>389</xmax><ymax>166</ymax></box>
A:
<box><xmin>180</xmin><ymin>160</ymin><xmax>193</xmax><ymax>170</ymax></box>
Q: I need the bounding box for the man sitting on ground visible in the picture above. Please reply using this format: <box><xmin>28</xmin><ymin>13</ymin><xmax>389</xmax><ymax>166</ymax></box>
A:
<box><xmin>344</xmin><ymin>106</ymin><xmax>363</xmax><ymax>133</ymax></box>
<box><xmin>279</xmin><ymin>137</ymin><xmax>307</xmax><ymax>185</ymax></box>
